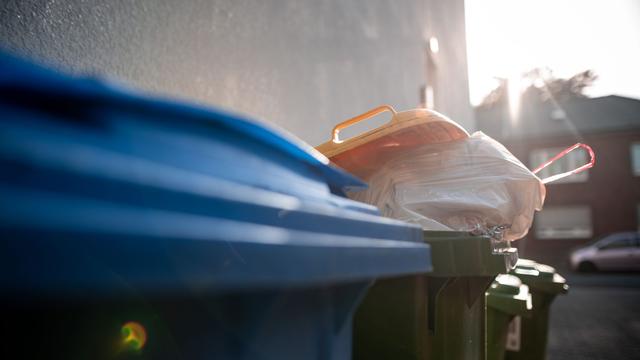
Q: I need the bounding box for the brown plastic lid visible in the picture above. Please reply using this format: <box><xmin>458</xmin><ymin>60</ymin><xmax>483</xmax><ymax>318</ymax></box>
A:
<box><xmin>316</xmin><ymin>105</ymin><xmax>469</xmax><ymax>180</ymax></box>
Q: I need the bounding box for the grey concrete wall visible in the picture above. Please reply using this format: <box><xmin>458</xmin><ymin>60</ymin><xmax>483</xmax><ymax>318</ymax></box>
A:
<box><xmin>0</xmin><ymin>0</ymin><xmax>472</xmax><ymax>145</ymax></box>
<box><xmin>424</xmin><ymin>0</ymin><xmax>473</xmax><ymax>129</ymax></box>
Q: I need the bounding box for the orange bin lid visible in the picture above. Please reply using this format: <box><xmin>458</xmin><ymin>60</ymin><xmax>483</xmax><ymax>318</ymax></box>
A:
<box><xmin>316</xmin><ymin>105</ymin><xmax>470</xmax><ymax>180</ymax></box>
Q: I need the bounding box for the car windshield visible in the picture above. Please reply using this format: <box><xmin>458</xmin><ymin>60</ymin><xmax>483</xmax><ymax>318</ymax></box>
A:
<box><xmin>594</xmin><ymin>233</ymin><xmax>637</xmax><ymax>248</ymax></box>
<box><xmin>585</xmin><ymin>234</ymin><xmax>612</xmax><ymax>247</ymax></box>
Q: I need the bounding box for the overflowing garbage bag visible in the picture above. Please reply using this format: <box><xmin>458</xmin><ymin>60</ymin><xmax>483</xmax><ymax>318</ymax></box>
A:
<box><xmin>348</xmin><ymin>131</ymin><xmax>545</xmax><ymax>241</ymax></box>
<box><xmin>317</xmin><ymin>105</ymin><xmax>593</xmax><ymax>242</ymax></box>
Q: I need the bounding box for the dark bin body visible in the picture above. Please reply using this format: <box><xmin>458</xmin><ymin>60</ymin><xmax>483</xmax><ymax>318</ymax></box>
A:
<box><xmin>353</xmin><ymin>231</ymin><xmax>518</xmax><ymax>360</ymax></box>
<box><xmin>0</xmin><ymin>53</ymin><xmax>432</xmax><ymax>360</ymax></box>
<box><xmin>486</xmin><ymin>274</ymin><xmax>532</xmax><ymax>360</ymax></box>
<box><xmin>505</xmin><ymin>260</ymin><xmax>568</xmax><ymax>360</ymax></box>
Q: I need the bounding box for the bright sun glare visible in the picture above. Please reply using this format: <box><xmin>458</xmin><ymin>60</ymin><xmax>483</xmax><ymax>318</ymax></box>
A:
<box><xmin>465</xmin><ymin>0</ymin><xmax>640</xmax><ymax>106</ymax></box>
<box><xmin>507</xmin><ymin>73</ymin><xmax>521</xmax><ymax>122</ymax></box>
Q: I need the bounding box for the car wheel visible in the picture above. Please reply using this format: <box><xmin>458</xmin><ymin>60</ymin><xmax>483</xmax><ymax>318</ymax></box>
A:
<box><xmin>577</xmin><ymin>261</ymin><xmax>597</xmax><ymax>272</ymax></box>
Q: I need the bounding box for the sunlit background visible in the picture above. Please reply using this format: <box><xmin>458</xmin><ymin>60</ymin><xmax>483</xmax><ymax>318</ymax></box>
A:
<box><xmin>465</xmin><ymin>0</ymin><xmax>640</xmax><ymax>106</ymax></box>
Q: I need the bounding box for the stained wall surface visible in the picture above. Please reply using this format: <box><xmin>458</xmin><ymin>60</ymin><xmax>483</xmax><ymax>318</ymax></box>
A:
<box><xmin>0</xmin><ymin>0</ymin><xmax>473</xmax><ymax>145</ymax></box>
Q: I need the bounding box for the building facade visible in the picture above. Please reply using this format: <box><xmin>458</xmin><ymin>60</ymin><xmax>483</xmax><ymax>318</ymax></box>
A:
<box><xmin>477</xmin><ymin>95</ymin><xmax>640</xmax><ymax>270</ymax></box>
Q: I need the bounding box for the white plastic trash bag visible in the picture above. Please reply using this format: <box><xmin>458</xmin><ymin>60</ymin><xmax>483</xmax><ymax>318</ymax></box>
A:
<box><xmin>348</xmin><ymin>132</ymin><xmax>546</xmax><ymax>242</ymax></box>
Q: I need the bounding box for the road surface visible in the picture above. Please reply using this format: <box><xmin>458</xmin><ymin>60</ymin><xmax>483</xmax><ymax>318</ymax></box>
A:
<box><xmin>547</xmin><ymin>273</ymin><xmax>640</xmax><ymax>360</ymax></box>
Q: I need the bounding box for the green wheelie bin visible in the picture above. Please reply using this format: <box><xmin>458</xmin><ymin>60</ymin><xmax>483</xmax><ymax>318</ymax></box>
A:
<box><xmin>353</xmin><ymin>231</ymin><xmax>518</xmax><ymax>360</ymax></box>
<box><xmin>486</xmin><ymin>274</ymin><xmax>532</xmax><ymax>360</ymax></box>
<box><xmin>505</xmin><ymin>259</ymin><xmax>568</xmax><ymax>360</ymax></box>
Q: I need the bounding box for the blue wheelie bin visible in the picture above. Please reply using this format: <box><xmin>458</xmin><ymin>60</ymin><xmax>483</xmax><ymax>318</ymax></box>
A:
<box><xmin>0</xmin><ymin>52</ymin><xmax>432</xmax><ymax>360</ymax></box>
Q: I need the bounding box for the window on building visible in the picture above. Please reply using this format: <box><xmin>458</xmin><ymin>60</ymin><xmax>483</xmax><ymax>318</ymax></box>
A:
<box><xmin>530</xmin><ymin>147</ymin><xmax>588</xmax><ymax>183</ymax></box>
<box><xmin>535</xmin><ymin>206</ymin><xmax>592</xmax><ymax>240</ymax></box>
<box><xmin>630</xmin><ymin>143</ymin><xmax>640</xmax><ymax>176</ymax></box>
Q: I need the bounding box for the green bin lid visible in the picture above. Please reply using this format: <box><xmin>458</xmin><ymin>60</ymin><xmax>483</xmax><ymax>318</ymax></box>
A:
<box><xmin>486</xmin><ymin>274</ymin><xmax>532</xmax><ymax>316</ymax></box>
<box><xmin>510</xmin><ymin>259</ymin><xmax>569</xmax><ymax>294</ymax></box>
<box><xmin>490</xmin><ymin>274</ymin><xmax>522</xmax><ymax>295</ymax></box>
<box><xmin>423</xmin><ymin>231</ymin><xmax>518</xmax><ymax>277</ymax></box>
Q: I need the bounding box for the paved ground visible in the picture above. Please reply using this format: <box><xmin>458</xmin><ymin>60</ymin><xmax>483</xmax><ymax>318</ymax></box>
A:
<box><xmin>547</xmin><ymin>274</ymin><xmax>640</xmax><ymax>360</ymax></box>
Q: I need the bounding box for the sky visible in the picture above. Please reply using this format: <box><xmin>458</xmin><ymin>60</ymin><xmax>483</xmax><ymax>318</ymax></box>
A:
<box><xmin>465</xmin><ymin>0</ymin><xmax>640</xmax><ymax>105</ymax></box>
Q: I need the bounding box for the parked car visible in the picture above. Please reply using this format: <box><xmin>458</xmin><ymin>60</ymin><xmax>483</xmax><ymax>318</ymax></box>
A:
<box><xmin>570</xmin><ymin>232</ymin><xmax>640</xmax><ymax>272</ymax></box>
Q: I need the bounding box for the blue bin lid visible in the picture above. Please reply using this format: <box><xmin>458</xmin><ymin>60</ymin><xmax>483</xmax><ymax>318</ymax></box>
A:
<box><xmin>0</xmin><ymin>51</ymin><xmax>364</xmax><ymax>195</ymax></box>
<box><xmin>0</xmin><ymin>52</ymin><xmax>431</xmax><ymax>298</ymax></box>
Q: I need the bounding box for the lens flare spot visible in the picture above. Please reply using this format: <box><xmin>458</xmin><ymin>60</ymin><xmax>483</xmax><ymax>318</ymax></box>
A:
<box><xmin>121</xmin><ymin>321</ymin><xmax>147</xmax><ymax>351</ymax></box>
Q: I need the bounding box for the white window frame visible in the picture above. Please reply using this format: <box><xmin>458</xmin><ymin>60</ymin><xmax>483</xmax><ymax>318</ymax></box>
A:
<box><xmin>630</xmin><ymin>143</ymin><xmax>640</xmax><ymax>176</ymax></box>
<box><xmin>535</xmin><ymin>205</ymin><xmax>593</xmax><ymax>240</ymax></box>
